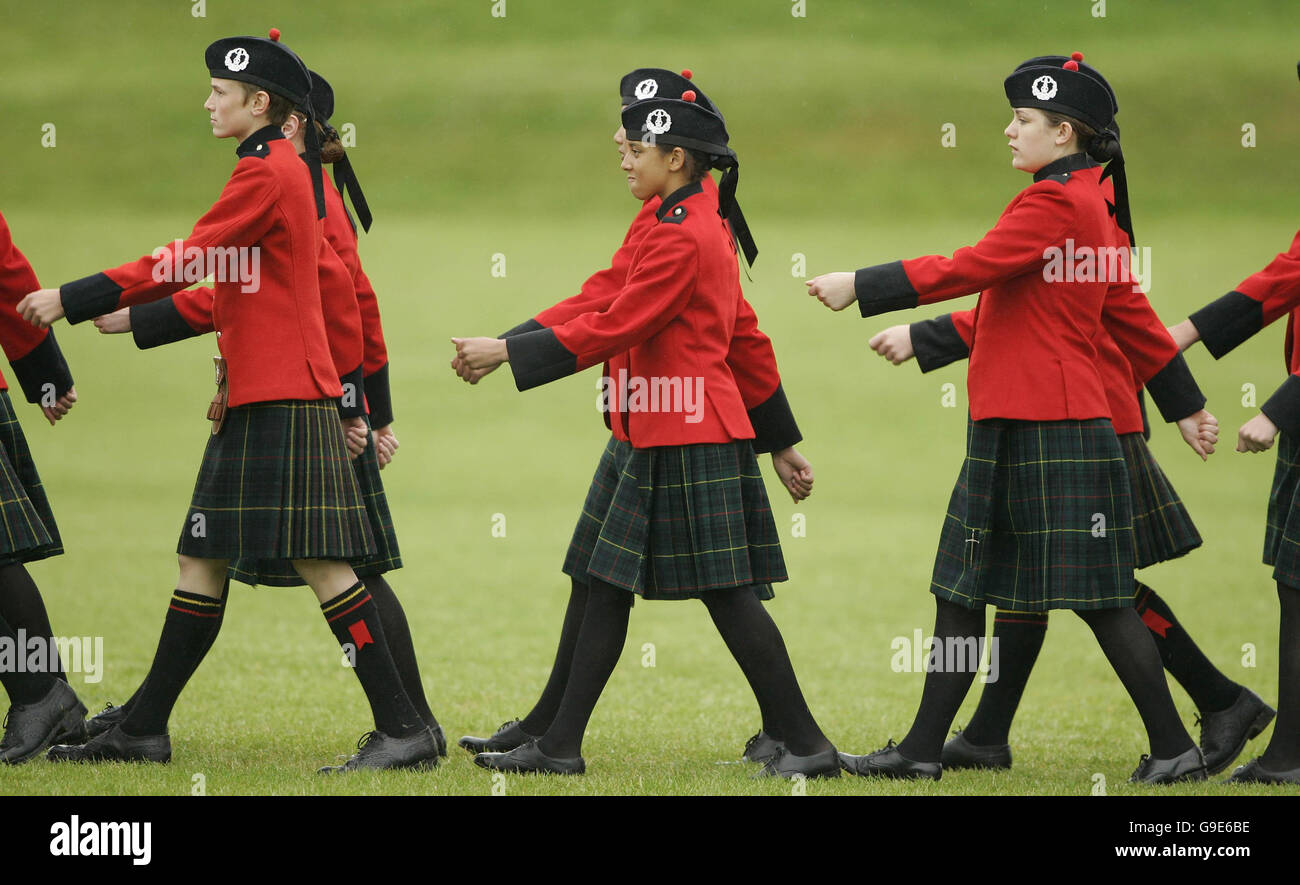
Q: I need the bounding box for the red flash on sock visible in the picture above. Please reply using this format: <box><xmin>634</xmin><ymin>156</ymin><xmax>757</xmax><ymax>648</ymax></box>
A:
<box><xmin>1140</xmin><ymin>607</ymin><xmax>1172</xmax><ymax>638</ymax></box>
<box><xmin>348</xmin><ymin>619</ymin><xmax>374</xmax><ymax>650</ymax></box>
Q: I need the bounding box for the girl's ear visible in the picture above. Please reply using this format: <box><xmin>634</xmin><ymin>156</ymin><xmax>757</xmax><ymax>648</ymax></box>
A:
<box><xmin>1055</xmin><ymin>120</ymin><xmax>1074</xmax><ymax>146</ymax></box>
<box><xmin>670</xmin><ymin>147</ymin><xmax>687</xmax><ymax>172</ymax></box>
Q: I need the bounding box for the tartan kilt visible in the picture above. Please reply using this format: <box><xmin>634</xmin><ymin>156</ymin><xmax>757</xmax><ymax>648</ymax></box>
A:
<box><xmin>1119</xmin><ymin>432</ymin><xmax>1201</xmax><ymax>568</ymax></box>
<box><xmin>177</xmin><ymin>400</ymin><xmax>375</xmax><ymax>563</ymax></box>
<box><xmin>930</xmin><ymin>417</ymin><xmax>1135</xmax><ymax>612</ymax></box>
<box><xmin>562</xmin><ymin>436</ymin><xmax>786</xmax><ymax>600</ymax></box>
<box><xmin>227</xmin><ymin>413</ymin><xmax>400</xmax><ymax>587</ymax></box>
<box><xmin>0</xmin><ymin>389</ymin><xmax>62</xmax><ymax>565</ymax></box>
<box><xmin>1264</xmin><ymin>431</ymin><xmax>1300</xmax><ymax>586</ymax></box>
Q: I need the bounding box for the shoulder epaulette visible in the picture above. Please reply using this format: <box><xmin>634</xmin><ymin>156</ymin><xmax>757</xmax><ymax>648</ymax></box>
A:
<box><xmin>661</xmin><ymin>205</ymin><xmax>688</xmax><ymax>225</ymax></box>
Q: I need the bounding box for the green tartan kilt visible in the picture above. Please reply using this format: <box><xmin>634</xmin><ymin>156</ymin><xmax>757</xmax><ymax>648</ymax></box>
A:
<box><xmin>1264</xmin><ymin>431</ymin><xmax>1300</xmax><ymax>586</ymax></box>
<box><xmin>1119</xmin><ymin>431</ymin><xmax>1201</xmax><ymax>569</ymax></box>
<box><xmin>176</xmin><ymin>400</ymin><xmax>375</xmax><ymax>564</ymax></box>
<box><xmin>563</xmin><ymin>436</ymin><xmax>786</xmax><ymax>600</ymax></box>
<box><xmin>930</xmin><ymin>417</ymin><xmax>1135</xmax><ymax>612</ymax></box>
<box><xmin>227</xmin><ymin>413</ymin><xmax>401</xmax><ymax>587</ymax></box>
<box><xmin>0</xmin><ymin>389</ymin><xmax>62</xmax><ymax>565</ymax></box>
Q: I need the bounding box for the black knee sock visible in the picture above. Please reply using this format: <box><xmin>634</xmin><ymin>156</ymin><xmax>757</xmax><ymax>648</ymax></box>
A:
<box><xmin>321</xmin><ymin>582</ymin><xmax>423</xmax><ymax>739</ymax></box>
<box><xmin>0</xmin><ymin>563</ymin><xmax>66</xmax><ymax>683</ymax></box>
<box><xmin>121</xmin><ymin>579</ymin><xmax>231</xmax><ymax>715</ymax></box>
<box><xmin>897</xmin><ymin>599</ymin><xmax>985</xmax><ymax>763</ymax></box>
<box><xmin>519</xmin><ymin>579</ymin><xmax>589</xmax><ymax>736</ymax></box>
<box><xmin>536</xmin><ymin>580</ymin><xmax>631</xmax><ymax>758</ymax></box>
<box><xmin>1260</xmin><ymin>583</ymin><xmax>1300</xmax><ymax>770</ymax></box>
<box><xmin>1076</xmin><ymin>606</ymin><xmax>1193</xmax><ymax>759</ymax></box>
<box><xmin>0</xmin><ymin>610</ymin><xmax>55</xmax><ymax>704</ymax></box>
<box><xmin>703</xmin><ymin>586</ymin><xmax>830</xmax><ymax>755</ymax></box>
<box><xmin>1133</xmin><ymin>582</ymin><xmax>1241</xmax><ymax>713</ymax></box>
<box><xmin>120</xmin><ymin>589</ymin><xmax>226</xmax><ymax>736</ymax></box>
<box><xmin>365</xmin><ymin>574</ymin><xmax>437</xmax><ymax>730</ymax></box>
<box><xmin>962</xmin><ymin>610</ymin><xmax>1049</xmax><ymax>747</ymax></box>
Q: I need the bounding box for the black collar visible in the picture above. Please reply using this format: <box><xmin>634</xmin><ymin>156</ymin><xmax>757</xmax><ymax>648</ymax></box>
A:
<box><xmin>1033</xmin><ymin>152</ymin><xmax>1098</xmax><ymax>182</ymax></box>
<box><xmin>656</xmin><ymin>181</ymin><xmax>704</xmax><ymax>221</ymax></box>
<box><xmin>236</xmin><ymin>125</ymin><xmax>285</xmax><ymax>158</ymax></box>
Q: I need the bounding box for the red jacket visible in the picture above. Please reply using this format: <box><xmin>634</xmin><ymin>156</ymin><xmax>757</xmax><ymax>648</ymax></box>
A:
<box><xmin>0</xmin><ymin>211</ymin><xmax>73</xmax><ymax>403</ymax></box>
<box><xmin>59</xmin><ymin>127</ymin><xmax>340</xmax><ymax>408</ymax></box>
<box><xmin>855</xmin><ymin>154</ymin><xmax>1196</xmax><ymax>423</ymax></box>
<box><xmin>505</xmin><ymin>182</ymin><xmax>787</xmax><ymax>448</ymax></box>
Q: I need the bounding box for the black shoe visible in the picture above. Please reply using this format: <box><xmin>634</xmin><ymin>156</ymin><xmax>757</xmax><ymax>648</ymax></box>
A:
<box><xmin>318</xmin><ymin>728</ymin><xmax>440</xmax><ymax>774</ymax></box>
<box><xmin>85</xmin><ymin>702</ymin><xmax>129</xmax><ymax>742</ymax></box>
<box><xmin>754</xmin><ymin>745</ymin><xmax>840</xmax><ymax>779</ymax></box>
<box><xmin>838</xmin><ymin>740</ymin><xmax>941</xmax><ymax>781</ymax></box>
<box><xmin>458</xmin><ymin>718</ymin><xmax>535</xmax><ymax>755</ymax></box>
<box><xmin>1227</xmin><ymin>757</ymin><xmax>1300</xmax><ymax>785</ymax></box>
<box><xmin>742</xmin><ymin>730</ymin><xmax>784</xmax><ymax>764</ymax></box>
<box><xmin>431</xmin><ymin>724</ymin><xmax>448</xmax><ymax>758</ymax></box>
<box><xmin>1198</xmin><ymin>688</ymin><xmax>1276</xmax><ymax>776</ymax></box>
<box><xmin>473</xmin><ymin>739</ymin><xmax>585</xmax><ymax>775</ymax></box>
<box><xmin>941</xmin><ymin>730</ymin><xmax>1012</xmax><ymax>770</ymax></box>
<box><xmin>47</xmin><ymin>724</ymin><xmax>171</xmax><ymax>763</ymax></box>
<box><xmin>1128</xmin><ymin>747</ymin><xmax>1207</xmax><ymax>784</ymax></box>
<box><xmin>0</xmin><ymin>680</ymin><xmax>88</xmax><ymax>765</ymax></box>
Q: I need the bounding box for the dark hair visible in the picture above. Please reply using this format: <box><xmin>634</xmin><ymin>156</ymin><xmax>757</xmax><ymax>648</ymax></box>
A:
<box><xmin>238</xmin><ymin>81</ymin><xmax>295</xmax><ymax>127</ymax></box>
<box><xmin>655</xmin><ymin>143</ymin><xmax>714</xmax><ymax>183</ymax></box>
<box><xmin>1041</xmin><ymin>109</ymin><xmax>1121</xmax><ymax>163</ymax></box>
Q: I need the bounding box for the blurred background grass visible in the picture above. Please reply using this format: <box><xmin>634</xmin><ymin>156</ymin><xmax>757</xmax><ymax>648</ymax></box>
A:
<box><xmin>1</xmin><ymin>0</ymin><xmax>1298</xmax><ymax>794</ymax></box>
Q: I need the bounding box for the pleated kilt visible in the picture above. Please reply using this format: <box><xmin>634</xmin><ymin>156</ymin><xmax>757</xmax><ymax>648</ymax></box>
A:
<box><xmin>176</xmin><ymin>400</ymin><xmax>375</xmax><ymax>564</ymax></box>
<box><xmin>563</xmin><ymin>436</ymin><xmax>786</xmax><ymax>600</ymax></box>
<box><xmin>227</xmin><ymin>413</ymin><xmax>400</xmax><ymax>587</ymax></box>
<box><xmin>0</xmin><ymin>389</ymin><xmax>62</xmax><ymax>565</ymax></box>
<box><xmin>1264</xmin><ymin>431</ymin><xmax>1300</xmax><ymax>586</ymax></box>
<box><xmin>1119</xmin><ymin>432</ymin><xmax>1201</xmax><ymax>569</ymax></box>
<box><xmin>930</xmin><ymin>417</ymin><xmax>1135</xmax><ymax>611</ymax></box>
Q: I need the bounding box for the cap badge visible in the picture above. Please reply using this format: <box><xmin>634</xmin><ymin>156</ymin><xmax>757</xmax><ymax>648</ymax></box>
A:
<box><xmin>634</xmin><ymin>78</ymin><xmax>659</xmax><ymax>100</ymax></box>
<box><xmin>644</xmin><ymin>108</ymin><xmax>672</xmax><ymax>135</ymax></box>
<box><xmin>224</xmin><ymin>47</ymin><xmax>250</xmax><ymax>72</ymax></box>
<box><xmin>1031</xmin><ymin>75</ymin><xmax>1058</xmax><ymax>101</ymax></box>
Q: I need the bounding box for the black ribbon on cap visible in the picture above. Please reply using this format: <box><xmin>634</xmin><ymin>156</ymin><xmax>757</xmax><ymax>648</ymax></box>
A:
<box><xmin>333</xmin><ymin>154</ymin><xmax>372</xmax><ymax>233</ymax></box>
<box><xmin>302</xmin><ymin>97</ymin><xmax>327</xmax><ymax>219</ymax></box>
<box><xmin>1096</xmin><ymin>133</ymin><xmax>1134</xmax><ymax>248</ymax></box>
<box><xmin>716</xmin><ymin>160</ymin><xmax>757</xmax><ymax>267</ymax></box>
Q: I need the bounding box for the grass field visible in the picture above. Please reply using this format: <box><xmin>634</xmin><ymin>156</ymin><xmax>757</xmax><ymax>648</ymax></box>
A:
<box><xmin>2</xmin><ymin>1</ymin><xmax>1300</xmax><ymax>797</ymax></box>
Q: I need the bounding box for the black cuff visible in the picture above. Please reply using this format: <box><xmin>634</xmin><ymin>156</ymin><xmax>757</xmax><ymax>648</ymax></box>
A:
<box><xmin>130</xmin><ymin>300</ymin><xmax>201</xmax><ymax>349</ymax></box>
<box><xmin>364</xmin><ymin>363</ymin><xmax>393</xmax><ymax>428</ymax></box>
<box><xmin>856</xmin><ymin>261</ymin><xmax>920</xmax><ymax>319</ymax></box>
<box><xmin>911</xmin><ymin>314</ymin><xmax>969</xmax><ymax>373</ymax></box>
<box><xmin>8</xmin><ymin>333</ymin><xmax>73</xmax><ymax>403</ymax></box>
<box><xmin>1262</xmin><ymin>375</ymin><xmax>1300</xmax><ymax>438</ymax></box>
<box><xmin>506</xmin><ymin>328</ymin><xmax>578</xmax><ymax>391</ymax></box>
<box><xmin>747</xmin><ymin>383</ymin><xmax>802</xmax><ymax>454</ymax></box>
<box><xmin>1138</xmin><ymin>390</ymin><xmax>1152</xmax><ymax>442</ymax></box>
<box><xmin>60</xmin><ymin>272</ymin><xmax>123</xmax><ymax>325</ymax></box>
<box><xmin>1189</xmin><ymin>291</ymin><xmax>1263</xmax><ymax>360</ymax></box>
<box><xmin>336</xmin><ymin>364</ymin><xmax>366</xmax><ymax>419</ymax></box>
<box><xmin>1144</xmin><ymin>353</ymin><xmax>1206</xmax><ymax>422</ymax></box>
<box><xmin>500</xmin><ymin>318</ymin><xmax>544</xmax><ymax>338</ymax></box>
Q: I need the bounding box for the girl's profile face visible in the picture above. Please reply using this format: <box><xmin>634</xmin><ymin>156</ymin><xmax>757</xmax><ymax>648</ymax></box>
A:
<box><xmin>622</xmin><ymin>139</ymin><xmax>673</xmax><ymax>201</ymax></box>
<box><xmin>1005</xmin><ymin>106</ymin><xmax>1072</xmax><ymax>173</ymax></box>
<box><xmin>205</xmin><ymin>78</ymin><xmax>260</xmax><ymax>140</ymax></box>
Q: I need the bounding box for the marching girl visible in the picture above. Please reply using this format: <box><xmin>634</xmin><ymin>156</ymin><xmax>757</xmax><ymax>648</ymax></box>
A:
<box><xmin>0</xmin><ymin>211</ymin><xmax>84</xmax><ymax>764</ymax></box>
<box><xmin>808</xmin><ymin>52</ymin><xmax>1219</xmax><ymax>782</ymax></box>
<box><xmin>81</xmin><ymin>70</ymin><xmax>445</xmax><ymax>763</ymax></box>
<box><xmin>454</xmin><ymin>68</ymin><xmax>799</xmax><ymax>767</ymax></box>
<box><xmin>1166</xmin><ymin>61</ymin><xmax>1300</xmax><ymax>783</ymax></box>
<box><xmin>872</xmin><ymin>302</ymin><xmax>1272</xmax><ymax>775</ymax></box>
<box><xmin>452</xmin><ymin>92</ymin><xmax>835</xmax><ymax>778</ymax></box>
<box><xmin>21</xmin><ymin>31</ymin><xmax>436</xmax><ymax>771</ymax></box>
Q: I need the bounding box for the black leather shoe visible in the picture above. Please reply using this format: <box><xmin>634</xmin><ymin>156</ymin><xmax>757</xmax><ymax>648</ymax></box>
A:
<box><xmin>838</xmin><ymin>740</ymin><xmax>941</xmax><ymax>781</ymax></box>
<box><xmin>0</xmin><ymin>680</ymin><xmax>88</xmax><ymax>765</ymax></box>
<box><xmin>1198</xmin><ymin>688</ymin><xmax>1276</xmax><ymax>776</ymax></box>
<box><xmin>431</xmin><ymin>724</ymin><xmax>448</xmax><ymax>758</ymax></box>
<box><xmin>47</xmin><ymin>724</ymin><xmax>171</xmax><ymax>763</ymax></box>
<box><xmin>742</xmin><ymin>730</ymin><xmax>783</xmax><ymax>764</ymax></box>
<box><xmin>318</xmin><ymin>728</ymin><xmax>440</xmax><ymax>774</ymax></box>
<box><xmin>754</xmin><ymin>745</ymin><xmax>840</xmax><ymax>779</ymax></box>
<box><xmin>458</xmin><ymin>718</ymin><xmax>535</xmax><ymax>755</ymax></box>
<box><xmin>1227</xmin><ymin>757</ymin><xmax>1300</xmax><ymax>785</ymax></box>
<box><xmin>941</xmin><ymin>730</ymin><xmax>1012</xmax><ymax>770</ymax></box>
<box><xmin>1129</xmin><ymin>747</ymin><xmax>1207</xmax><ymax>784</ymax></box>
<box><xmin>473</xmin><ymin>739</ymin><xmax>585</xmax><ymax>775</ymax></box>
<box><xmin>85</xmin><ymin>702</ymin><xmax>129</xmax><ymax>742</ymax></box>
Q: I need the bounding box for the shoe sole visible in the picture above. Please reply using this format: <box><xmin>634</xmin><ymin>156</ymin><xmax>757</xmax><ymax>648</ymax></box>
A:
<box><xmin>319</xmin><ymin>755</ymin><xmax>440</xmax><ymax>774</ymax></box>
<box><xmin>838</xmin><ymin>758</ymin><xmax>941</xmax><ymax>781</ymax></box>
<box><xmin>1</xmin><ymin>700</ymin><xmax>87</xmax><ymax>766</ymax></box>
<box><xmin>940</xmin><ymin>757</ymin><xmax>1012</xmax><ymax>771</ymax></box>
<box><xmin>458</xmin><ymin>738</ymin><xmax>525</xmax><ymax>756</ymax></box>
<box><xmin>1205</xmin><ymin>706</ymin><xmax>1277</xmax><ymax>776</ymax></box>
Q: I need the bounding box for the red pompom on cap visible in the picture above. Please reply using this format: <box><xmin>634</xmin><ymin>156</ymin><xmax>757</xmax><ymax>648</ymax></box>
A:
<box><xmin>680</xmin><ymin>69</ymin><xmax>693</xmax><ymax>80</ymax></box>
<box><xmin>268</xmin><ymin>27</ymin><xmax>281</xmax><ymax>41</ymax></box>
<box><xmin>1063</xmin><ymin>60</ymin><xmax>1079</xmax><ymax>71</ymax></box>
<box><xmin>682</xmin><ymin>90</ymin><xmax>697</xmax><ymax>103</ymax></box>
<box><xmin>1071</xmin><ymin>51</ymin><xmax>1084</xmax><ymax>61</ymax></box>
